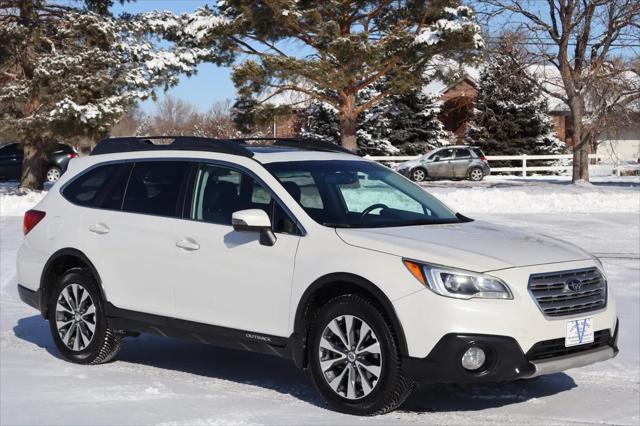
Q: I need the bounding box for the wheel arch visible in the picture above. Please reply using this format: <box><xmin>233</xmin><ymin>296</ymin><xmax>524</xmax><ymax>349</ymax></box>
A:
<box><xmin>39</xmin><ymin>248</ymin><xmax>104</xmax><ymax>319</ymax></box>
<box><xmin>290</xmin><ymin>272</ymin><xmax>408</xmax><ymax>369</ymax></box>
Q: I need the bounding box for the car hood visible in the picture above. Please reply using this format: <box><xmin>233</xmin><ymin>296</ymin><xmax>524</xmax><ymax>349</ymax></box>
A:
<box><xmin>393</xmin><ymin>159</ymin><xmax>422</xmax><ymax>170</ymax></box>
<box><xmin>336</xmin><ymin>221</ymin><xmax>592</xmax><ymax>272</ymax></box>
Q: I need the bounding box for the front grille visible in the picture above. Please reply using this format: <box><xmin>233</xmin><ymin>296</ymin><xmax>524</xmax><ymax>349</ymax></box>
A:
<box><xmin>528</xmin><ymin>268</ymin><xmax>606</xmax><ymax>317</ymax></box>
<box><xmin>526</xmin><ymin>330</ymin><xmax>612</xmax><ymax>361</ymax></box>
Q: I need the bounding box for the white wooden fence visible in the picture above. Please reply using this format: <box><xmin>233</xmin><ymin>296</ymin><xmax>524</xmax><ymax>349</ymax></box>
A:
<box><xmin>365</xmin><ymin>153</ymin><xmax>606</xmax><ymax>177</ymax></box>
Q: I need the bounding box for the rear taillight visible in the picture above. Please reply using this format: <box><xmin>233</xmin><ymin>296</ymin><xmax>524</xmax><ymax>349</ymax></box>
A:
<box><xmin>480</xmin><ymin>156</ymin><xmax>488</xmax><ymax>162</ymax></box>
<box><xmin>23</xmin><ymin>210</ymin><xmax>46</xmax><ymax>235</ymax></box>
<box><xmin>66</xmin><ymin>153</ymin><xmax>78</xmax><ymax>159</ymax></box>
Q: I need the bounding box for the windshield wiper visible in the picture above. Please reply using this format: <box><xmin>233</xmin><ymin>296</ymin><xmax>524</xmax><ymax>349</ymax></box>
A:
<box><xmin>321</xmin><ymin>222</ymin><xmax>353</xmax><ymax>228</ymax></box>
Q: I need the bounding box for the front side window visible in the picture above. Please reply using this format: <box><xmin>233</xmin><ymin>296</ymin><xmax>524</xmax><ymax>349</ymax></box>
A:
<box><xmin>190</xmin><ymin>163</ymin><xmax>298</xmax><ymax>234</ymax></box>
<box><xmin>122</xmin><ymin>161</ymin><xmax>189</xmax><ymax>217</ymax></box>
<box><xmin>266</xmin><ymin>160</ymin><xmax>460</xmax><ymax>228</ymax></box>
<box><xmin>430</xmin><ymin>148</ymin><xmax>455</xmax><ymax>161</ymax></box>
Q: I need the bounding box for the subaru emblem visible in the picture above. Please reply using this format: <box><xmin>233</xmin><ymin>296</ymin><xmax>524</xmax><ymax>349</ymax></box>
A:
<box><xmin>566</xmin><ymin>278</ymin><xmax>583</xmax><ymax>292</ymax></box>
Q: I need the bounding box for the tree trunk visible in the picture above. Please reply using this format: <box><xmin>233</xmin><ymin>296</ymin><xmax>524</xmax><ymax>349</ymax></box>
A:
<box><xmin>19</xmin><ymin>139</ymin><xmax>48</xmax><ymax>191</ymax></box>
<box><xmin>338</xmin><ymin>93</ymin><xmax>358</xmax><ymax>152</ymax></box>
<box><xmin>569</xmin><ymin>98</ymin><xmax>590</xmax><ymax>183</ymax></box>
<box><xmin>339</xmin><ymin>113</ymin><xmax>358</xmax><ymax>152</ymax></box>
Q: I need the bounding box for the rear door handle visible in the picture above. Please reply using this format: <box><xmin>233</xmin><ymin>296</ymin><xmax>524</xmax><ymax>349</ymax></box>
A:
<box><xmin>176</xmin><ymin>238</ymin><xmax>200</xmax><ymax>251</ymax></box>
<box><xmin>89</xmin><ymin>223</ymin><xmax>110</xmax><ymax>235</ymax></box>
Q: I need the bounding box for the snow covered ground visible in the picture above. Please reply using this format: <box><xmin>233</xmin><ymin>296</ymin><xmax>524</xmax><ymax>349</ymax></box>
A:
<box><xmin>1</xmin><ymin>177</ymin><xmax>639</xmax><ymax>425</ymax></box>
<box><xmin>422</xmin><ymin>175</ymin><xmax>640</xmax><ymax>214</ymax></box>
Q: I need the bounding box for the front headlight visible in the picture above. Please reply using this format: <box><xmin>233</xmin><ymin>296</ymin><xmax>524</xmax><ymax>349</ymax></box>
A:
<box><xmin>403</xmin><ymin>259</ymin><xmax>513</xmax><ymax>300</ymax></box>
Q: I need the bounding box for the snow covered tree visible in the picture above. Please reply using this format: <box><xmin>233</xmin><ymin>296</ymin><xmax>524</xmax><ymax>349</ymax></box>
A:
<box><xmin>299</xmin><ymin>81</ymin><xmax>448</xmax><ymax>155</ymax></box>
<box><xmin>467</xmin><ymin>39</ymin><xmax>564</xmax><ymax>156</ymax></box>
<box><xmin>298</xmin><ymin>102</ymin><xmax>341</xmax><ymax>144</ymax></box>
<box><xmin>143</xmin><ymin>1</ymin><xmax>482</xmax><ymax>152</ymax></box>
<box><xmin>0</xmin><ymin>1</ymin><xmax>211</xmax><ymax>190</ymax></box>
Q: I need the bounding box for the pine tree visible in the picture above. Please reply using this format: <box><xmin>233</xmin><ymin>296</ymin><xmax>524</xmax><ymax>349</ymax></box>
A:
<box><xmin>298</xmin><ymin>80</ymin><xmax>448</xmax><ymax>155</ymax></box>
<box><xmin>467</xmin><ymin>40</ymin><xmax>564</xmax><ymax>157</ymax></box>
<box><xmin>0</xmin><ymin>0</ymin><xmax>211</xmax><ymax>190</ymax></box>
<box><xmin>298</xmin><ymin>102</ymin><xmax>341</xmax><ymax>144</ymax></box>
<box><xmin>145</xmin><ymin>1</ymin><xmax>482</xmax><ymax>151</ymax></box>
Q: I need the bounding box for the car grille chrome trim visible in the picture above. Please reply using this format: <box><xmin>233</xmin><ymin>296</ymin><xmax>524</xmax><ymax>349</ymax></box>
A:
<box><xmin>526</xmin><ymin>330</ymin><xmax>612</xmax><ymax>361</ymax></box>
<box><xmin>528</xmin><ymin>267</ymin><xmax>607</xmax><ymax>318</ymax></box>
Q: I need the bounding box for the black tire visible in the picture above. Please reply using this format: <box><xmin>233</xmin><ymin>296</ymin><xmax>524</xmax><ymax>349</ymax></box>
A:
<box><xmin>48</xmin><ymin>269</ymin><xmax>123</xmax><ymax>364</ymax></box>
<box><xmin>45</xmin><ymin>166</ymin><xmax>62</xmax><ymax>183</ymax></box>
<box><xmin>410</xmin><ymin>167</ymin><xmax>427</xmax><ymax>182</ymax></box>
<box><xmin>468</xmin><ymin>167</ymin><xmax>484</xmax><ymax>181</ymax></box>
<box><xmin>308</xmin><ymin>294</ymin><xmax>414</xmax><ymax>415</ymax></box>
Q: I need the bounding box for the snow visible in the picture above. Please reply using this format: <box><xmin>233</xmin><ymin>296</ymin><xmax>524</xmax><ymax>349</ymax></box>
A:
<box><xmin>423</xmin><ymin>175</ymin><xmax>640</xmax><ymax>214</ymax></box>
<box><xmin>0</xmin><ymin>182</ymin><xmax>48</xmax><ymax>217</ymax></box>
<box><xmin>1</xmin><ymin>207</ymin><xmax>638</xmax><ymax>424</ymax></box>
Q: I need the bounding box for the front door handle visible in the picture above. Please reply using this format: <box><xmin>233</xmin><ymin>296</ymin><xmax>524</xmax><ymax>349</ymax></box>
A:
<box><xmin>89</xmin><ymin>223</ymin><xmax>110</xmax><ymax>235</ymax></box>
<box><xmin>176</xmin><ymin>238</ymin><xmax>200</xmax><ymax>251</ymax></box>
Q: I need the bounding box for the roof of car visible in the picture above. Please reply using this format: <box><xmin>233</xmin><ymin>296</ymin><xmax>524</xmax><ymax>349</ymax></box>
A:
<box><xmin>90</xmin><ymin>136</ymin><xmax>362</xmax><ymax>164</ymax></box>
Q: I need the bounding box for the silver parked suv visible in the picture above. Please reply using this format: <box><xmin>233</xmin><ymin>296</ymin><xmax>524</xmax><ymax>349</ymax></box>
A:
<box><xmin>394</xmin><ymin>146</ymin><xmax>490</xmax><ymax>182</ymax></box>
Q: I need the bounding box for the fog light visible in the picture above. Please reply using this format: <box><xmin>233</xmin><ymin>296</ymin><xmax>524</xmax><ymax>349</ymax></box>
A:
<box><xmin>461</xmin><ymin>346</ymin><xmax>486</xmax><ymax>371</ymax></box>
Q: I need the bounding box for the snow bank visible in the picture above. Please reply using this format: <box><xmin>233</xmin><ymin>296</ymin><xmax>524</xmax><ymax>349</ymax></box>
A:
<box><xmin>422</xmin><ymin>176</ymin><xmax>640</xmax><ymax>214</ymax></box>
<box><xmin>431</xmin><ymin>186</ymin><xmax>639</xmax><ymax>214</ymax></box>
<box><xmin>0</xmin><ymin>189</ymin><xmax>47</xmax><ymax>217</ymax></box>
<box><xmin>0</xmin><ymin>182</ymin><xmax>50</xmax><ymax>217</ymax></box>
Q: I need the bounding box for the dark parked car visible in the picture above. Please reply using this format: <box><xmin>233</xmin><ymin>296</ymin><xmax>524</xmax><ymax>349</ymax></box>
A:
<box><xmin>0</xmin><ymin>143</ymin><xmax>78</xmax><ymax>183</ymax></box>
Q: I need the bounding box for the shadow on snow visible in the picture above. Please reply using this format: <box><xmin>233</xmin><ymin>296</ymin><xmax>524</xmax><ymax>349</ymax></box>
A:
<box><xmin>14</xmin><ymin>315</ymin><xmax>576</xmax><ymax>414</ymax></box>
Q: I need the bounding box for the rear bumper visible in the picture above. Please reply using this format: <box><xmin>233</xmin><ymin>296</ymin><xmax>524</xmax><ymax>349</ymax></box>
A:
<box><xmin>17</xmin><ymin>284</ymin><xmax>42</xmax><ymax>312</ymax></box>
<box><xmin>403</xmin><ymin>319</ymin><xmax>618</xmax><ymax>383</ymax></box>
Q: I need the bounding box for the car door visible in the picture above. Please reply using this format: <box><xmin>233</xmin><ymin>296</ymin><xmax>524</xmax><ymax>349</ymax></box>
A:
<box><xmin>451</xmin><ymin>148</ymin><xmax>473</xmax><ymax>178</ymax></box>
<box><xmin>78</xmin><ymin>160</ymin><xmax>191</xmax><ymax>316</ymax></box>
<box><xmin>425</xmin><ymin>148</ymin><xmax>455</xmax><ymax>178</ymax></box>
<box><xmin>0</xmin><ymin>144</ymin><xmax>23</xmax><ymax>179</ymax></box>
<box><xmin>172</xmin><ymin>162</ymin><xmax>300</xmax><ymax>337</ymax></box>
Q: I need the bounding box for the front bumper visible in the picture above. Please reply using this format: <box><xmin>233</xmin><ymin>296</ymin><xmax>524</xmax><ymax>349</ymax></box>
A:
<box><xmin>403</xmin><ymin>320</ymin><xmax>619</xmax><ymax>382</ymax></box>
<box><xmin>395</xmin><ymin>167</ymin><xmax>411</xmax><ymax>178</ymax></box>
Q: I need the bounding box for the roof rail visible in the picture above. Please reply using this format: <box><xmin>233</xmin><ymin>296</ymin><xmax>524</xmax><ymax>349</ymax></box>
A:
<box><xmin>235</xmin><ymin>137</ymin><xmax>355</xmax><ymax>155</ymax></box>
<box><xmin>90</xmin><ymin>136</ymin><xmax>255</xmax><ymax>157</ymax></box>
<box><xmin>90</xmin><ymin>136</ymin><xmax>356</xmax><ymax>157</ymax></box>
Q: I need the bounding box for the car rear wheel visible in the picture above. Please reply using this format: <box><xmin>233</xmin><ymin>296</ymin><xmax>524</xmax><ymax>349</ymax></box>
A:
<box><xmin>45</xmin><ymin>166</ymin><xmax>62</xmax><ymax>183</ymax></box>
<box><xmin>308</xmin><ymin>294</ymin><xmax>413</xmax><ymax>415</ymax></box>
<box><xmin>468</xmin><ymin>167</ymin><xmax>484</xmax><ymax>181</ymax></box>
<box><xmin>410</xmin><ymin>168</ymin><xmax>427</xmax><ymax>182</ymax></box>
<box><xmin>48</xmin><ymin>269</ymin><xmax>123</xmax><ymax>364</ymax></box>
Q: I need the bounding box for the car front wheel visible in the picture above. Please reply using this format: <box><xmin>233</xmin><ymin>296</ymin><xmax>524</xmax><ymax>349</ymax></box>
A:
<box><xmin>308</xmin><ymin>294</ymin><xmax>413</xmax><ymax>415</ymax></box>
<box><xmin>410</xmin><ymin>168</ymin><xmax>427</xmax><ymax>182</ymax></box>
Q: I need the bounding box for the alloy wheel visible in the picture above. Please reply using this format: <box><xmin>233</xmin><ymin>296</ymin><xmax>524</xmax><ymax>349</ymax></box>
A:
<box><xmin>46</xmin><ymin>168</ymin><xmax>61</xmax><ymax>182</ymax></box>
<box><xmin>318</xmin><ymin>315</ymin><xmax>383</xmax><ymax>400</ymax></box>
<box><xmin>470</xmin><ymin>169</ymin><xmax>483</xmax><ymax>181</ymax></box>
<box><xmin>411</xmin><ymin>169</ymin><xmax>426</xmax><ymax>182</ymax></box>
<box><xmin>55</xmin><ymin>283</ymin><xmax>96</xmax><ymax>351</ymax></box>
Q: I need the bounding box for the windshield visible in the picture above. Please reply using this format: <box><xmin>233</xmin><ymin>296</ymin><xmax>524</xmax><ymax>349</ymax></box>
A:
<box><xmin>265</xmin><ymin>160</ymin><xmax>461</xmax><ymax>228</ymax></box>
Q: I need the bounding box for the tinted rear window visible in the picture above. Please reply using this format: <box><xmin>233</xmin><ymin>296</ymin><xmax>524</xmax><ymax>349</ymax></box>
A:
<box><xmin>471</xmin><ymin>148</ymin><xmax>485</xmax><ymax>157</ymax></box>
<box><xmin>122</xmin><ymin>161</ymin><xmax>190</xmax><ymax>217</ymax></box>
<box><xmin>456</xmin><ymin>148</ymin><xmax>472</xmax><ymax>158</ymax></box>
<box><xmin>63</xmin><ymin>163</ymin><xmax>130</xmax><ymax>208</ymax></box>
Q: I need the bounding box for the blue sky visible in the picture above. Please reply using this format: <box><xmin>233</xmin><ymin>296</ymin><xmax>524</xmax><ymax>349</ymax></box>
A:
<box><xmin>111</xmin><ymin>1</ymin><xmax>636</xmax><ymax>115</ymax></box>
<box><xmin>112</xmin><ymin>1</ymin><xmax>236</xmax><ymax>114</ymax></box>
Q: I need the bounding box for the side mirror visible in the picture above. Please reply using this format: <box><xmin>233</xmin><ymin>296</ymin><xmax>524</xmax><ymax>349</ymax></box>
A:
<box><xmin>232</xmin><ymin>209</ymin><xmax>276</xmax><ymax>246</ymax></box>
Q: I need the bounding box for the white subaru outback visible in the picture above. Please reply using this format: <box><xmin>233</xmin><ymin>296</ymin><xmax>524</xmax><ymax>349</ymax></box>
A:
<box><xmin>17</xmin><ymin>137</ymin><xmax>618</xmax><ymax>415</ymax></box>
